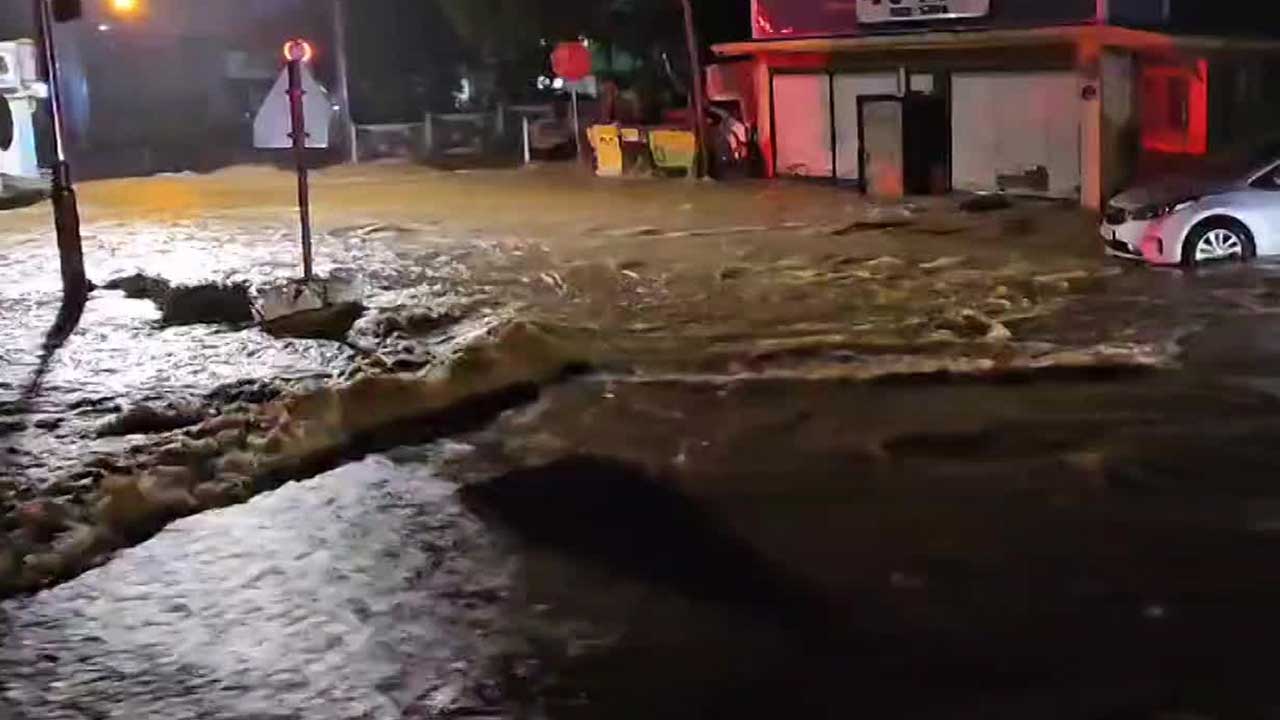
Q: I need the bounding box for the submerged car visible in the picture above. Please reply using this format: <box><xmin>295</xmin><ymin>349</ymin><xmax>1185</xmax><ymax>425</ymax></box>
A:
<box><xmin>1101</xmin><ymin>148</ymin><xmax>1280</xmax><ymax>266</ymax></box>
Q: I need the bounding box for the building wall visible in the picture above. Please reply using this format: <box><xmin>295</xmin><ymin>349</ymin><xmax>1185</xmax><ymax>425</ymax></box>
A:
<box><xmin>751</xmin><ymin>0</ymin><xmax>1280</xmax><ymax>41</ymax></box>
<box><xmin>1129</xmin><ymin>52</ymin><xmax>1280</xmax><ymax>183</ymax></box>
<box><xmin>751</xmin><ymin>43</ymin><xmax>1102</xmax><ymax>202</ymax></box>
<box><xmin>951</xmin><ymin>71</ymin><xmax>1083</xmax><ymax>199</ymax></box>
<box><xmin>1100</xmin><ymin>50</ymin><xmax>1139</xmax><ymax>199</ymax></box>
<box><xmin>752</xmin><ymin>0</ymin><xmax>1098</xmax><ymax>40</ymax></box>
<box><xmin>1108</xmin><ymin>0</ymin><xmax>1169</xmax><ymax>27</ymax></box>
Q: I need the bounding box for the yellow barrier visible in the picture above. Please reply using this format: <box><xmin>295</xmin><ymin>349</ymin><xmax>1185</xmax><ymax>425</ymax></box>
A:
<box><xmin>588</xmin><ymin>125</ymin><xmax>624</xmax><ymax>177</ymax></box>
<box><xmin>648</xmin><ymin>129</ymin><xmax>697</xmax><ymax>175</ymax></box>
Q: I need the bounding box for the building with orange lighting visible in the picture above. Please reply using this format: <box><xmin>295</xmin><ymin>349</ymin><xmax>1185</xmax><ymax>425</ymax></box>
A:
<box><xmin>710</xmin><ymin>0</ymin><xmax>1280</xmax><ymax>208</ymax></box>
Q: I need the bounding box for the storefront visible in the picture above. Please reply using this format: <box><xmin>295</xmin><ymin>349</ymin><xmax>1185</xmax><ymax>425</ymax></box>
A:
<box><xmin>713</xmin><ymin>1</ymin><xmax>1280</xmax><ymax>208</ymax></box>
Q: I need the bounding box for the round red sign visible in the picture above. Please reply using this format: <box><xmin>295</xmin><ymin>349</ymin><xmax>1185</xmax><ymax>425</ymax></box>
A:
<box><xmin>551</xmin><ymin>42</ymin><xmax>592</xmax><ymax>82</ymax></box>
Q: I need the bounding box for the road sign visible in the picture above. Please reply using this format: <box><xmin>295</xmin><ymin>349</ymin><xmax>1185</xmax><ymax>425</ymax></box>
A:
<box><xmin>552</xmin><ymin>42</ymin><xmax>591</xmax><ymax>82</ymax></box>
<box><xmin>253</xmin><ymin>62</ymin><xmax>330</xmax><ymax>149</ymax></box>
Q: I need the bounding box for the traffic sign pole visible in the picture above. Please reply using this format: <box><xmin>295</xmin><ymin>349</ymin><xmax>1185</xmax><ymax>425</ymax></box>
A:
<box><xmin>570</xmin><ymin>88</ymin><xmax>582</xmax><ymax>164</ymax></box>
<box><xmin>286</xmin><ymin>57</ymin><xmax>314</xmax><ymax>281</ymax></box>
<box><xmin>552</xmin><ymin>42</ymin><xmax>592</xmax><ymax>169</ymax></box>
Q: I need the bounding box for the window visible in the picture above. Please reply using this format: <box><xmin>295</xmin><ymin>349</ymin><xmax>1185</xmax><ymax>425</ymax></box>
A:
<box><xmin>1167</xmin><ymin>76</ymin><xmax>1189</xmax><ymax>131</ymax></box>
<box><xmin>1251</xmin><ymin>164</ymin><xmax>1280</xmax><ymax>191</ymax></box>
<box><xmin>1141</xmin><ymin>60</ymin><xmax>1208</xmax><ymax>155</ymax></box>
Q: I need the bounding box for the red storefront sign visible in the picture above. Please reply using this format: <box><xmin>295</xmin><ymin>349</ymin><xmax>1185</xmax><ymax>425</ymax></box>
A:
<box><xmin>753</xmin><ymin>0</ymin><xmax>858</xmax><ymax>39</ymax></box>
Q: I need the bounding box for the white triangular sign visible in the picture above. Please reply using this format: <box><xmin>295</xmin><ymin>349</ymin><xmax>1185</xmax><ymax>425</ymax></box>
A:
<box><xmin>253</xmin><ymin>64</ymin><xmax>331</xmax><ymax>149</ymax></box>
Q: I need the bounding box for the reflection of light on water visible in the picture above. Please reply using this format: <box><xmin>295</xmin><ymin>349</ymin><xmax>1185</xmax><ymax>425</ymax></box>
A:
<box><xmin>1</xmin><ymin>455</ymin><xmax>522</xmax><ymax>718</ymax></box>
<box><xmin>0</xmin><ymin>218</ymin><xmax>457</xmax><ymax>479</ymax></box>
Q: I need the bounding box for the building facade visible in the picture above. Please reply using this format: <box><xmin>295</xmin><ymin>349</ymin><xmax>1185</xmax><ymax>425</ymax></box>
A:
<box><xmin>712</xmin><ymin>0</ymin><xmax>1280</xmax><ymax>208</ymax></box>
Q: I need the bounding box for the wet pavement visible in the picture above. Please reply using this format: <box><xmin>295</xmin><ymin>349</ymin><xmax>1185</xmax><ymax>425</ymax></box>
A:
<box><xmin>5</xmin><ymin>165</ymin><xmax>1280</xmax><ymax>717</ymax></box>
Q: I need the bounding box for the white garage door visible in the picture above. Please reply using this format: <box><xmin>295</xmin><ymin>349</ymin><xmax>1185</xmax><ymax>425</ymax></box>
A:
<box><xmin>952</xmin><ymin>72</ymin><xmax>1081</xmax><ymax>198</ymax></box>
<box><xmin>773</xmin><ymin>73</ymin><xmax>832</xmax><ymax>178</ymax></box>
<box><xmin>833</xmin><ymin>73</ymin><xmax>901</xmax><ymax>181</ymax></box>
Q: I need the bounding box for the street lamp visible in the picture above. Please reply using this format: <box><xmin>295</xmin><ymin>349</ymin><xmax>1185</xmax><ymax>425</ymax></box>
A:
<box><xmin>107</xmin><ymin>0</ymin><xmax>139</xmax><ymax>16</ymax></box>
<box><xmin>33</xmin><ymin>0</ymin><xmax>88</xmax><ymax>333</ymax></box>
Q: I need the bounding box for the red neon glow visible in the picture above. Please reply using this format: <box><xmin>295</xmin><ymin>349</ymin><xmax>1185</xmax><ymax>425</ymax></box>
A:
<box><xmin>1141</xmin><ymin>59</ymin><xmax>1208</xmax><ymax>156</ymax></box>
<box><xmin>753</xmin><ymin>2</ymin><xmax>794</xmax><ymax>37</ymax></box>
<box><xmin>283</xmin><ymin>39</ymin><xmax>314</xmax><ymax>63</ymax></box>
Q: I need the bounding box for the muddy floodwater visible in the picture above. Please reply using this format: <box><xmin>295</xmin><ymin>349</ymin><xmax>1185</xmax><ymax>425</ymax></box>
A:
<box><xmin>6</xmin><ymin>166</ymin><xmax>1280</xmax><ymax>717</ymax></box>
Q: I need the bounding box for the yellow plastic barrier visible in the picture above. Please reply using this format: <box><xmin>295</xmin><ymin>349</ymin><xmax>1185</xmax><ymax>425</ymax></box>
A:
<box><xmin>588</xmin><ymin>125</ymin><xmax>624</xmax><ymax>177</ymax></box>
<box><xmin>648</xmin><ymin>129</ymin><xmax>697</xmax><ymax>176</ymax></box>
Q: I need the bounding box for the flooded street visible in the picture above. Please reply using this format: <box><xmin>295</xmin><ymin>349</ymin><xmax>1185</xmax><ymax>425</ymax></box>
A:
<box><xmin>6</xmin><ymin>165</ymin><xmax>1280</xmax><ymax>717</ymax></box>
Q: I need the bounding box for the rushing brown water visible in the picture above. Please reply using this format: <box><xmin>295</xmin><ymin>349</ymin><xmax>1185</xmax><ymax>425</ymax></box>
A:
<box><xmin>9</xmin><ymin>168</ymin><xmax>1280</xmax><ymax>717</ymax></box>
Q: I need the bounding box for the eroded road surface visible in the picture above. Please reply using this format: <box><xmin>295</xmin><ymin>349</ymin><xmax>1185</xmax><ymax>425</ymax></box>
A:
<box><xmin>5</xmin><ymin>166</ymin><xmax>1280</xmax><ymax>718</ymax></box>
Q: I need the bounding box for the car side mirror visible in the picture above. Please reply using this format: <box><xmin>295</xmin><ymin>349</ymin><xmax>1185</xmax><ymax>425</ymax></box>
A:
<box><xmin>51</xmin><ymin>0</ymin><xmax>83</xmax><ymax>22</ymax></box>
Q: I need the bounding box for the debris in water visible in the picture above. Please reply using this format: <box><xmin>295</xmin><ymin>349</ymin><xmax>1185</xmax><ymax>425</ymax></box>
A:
<box><xmin>717</xmin><ymin>265</ymin><xmax>749</xmax><ymax>282</ymax></box>
<box><xmin>936</xmin><ymin>309</ymin><xmax>1011</xmax><ymax>342</ymax></box>
<box><xmin>205</xmin><ymin>378</ymin><xmax>283</xmax><ymax>406</ymax></box>
<box><xmin>918</xmin><ymin>256</ymin><xmax>967</xmax><ymax>272</ymax></box>
<box><xmin>829</xmin><ymin>220</ymin><xmax>912</xmax><ymax>236</ymax></box>
<box><xmin>101</xmin><ymin>272</ymin><xmax>172</xmax><ymax>301</ymax></box>
<box><xmin>161</xmin><ymin>283</ymin><xmax>254</xmax><ymax>326</ymax></box>
<box><xmin>1032</xmin><ymin>270</ymin><xmax>1101</xmax><ymax>294</ymax></box>
<box><xmin>861</xmin><ymin>256</ymin><xmax>908</xmax><ymax>275</ymax></box>
<box><xmin>256</xmin><ymin>277</ymin><xmax>362</xmax><ymax>326</ymax></box>
<box><xmin>0</xmin><ymin>418</ymin><xmax>26</xmax><ymax>437</ymax></box>
<box><xmin>539</xmin><ymin>272</ymin><xmax>568</xmax><ymax>295</ymax></box>
<box><xmin>96</xmin><ymin>402</ymin><xmax>207</xmax><ymax>438</ymax></box>
<box><xmin>354</xmin><ymin>307</ymin><xmax>462</xmax><ymax>349</ymax></box>
<box><xmin>262</xmin><ymin>302</ymin><xmax>366</xmax><ymax>341</ymax></box>
<box><xmin>959</xmin><ymin>194</ymin><xmax>1012</xmax><ymax>212</ymax></box>
<box><xmin>602</xmin><ymin>226</ymin><xmax>661</xmax><ymax>238</ymax></box>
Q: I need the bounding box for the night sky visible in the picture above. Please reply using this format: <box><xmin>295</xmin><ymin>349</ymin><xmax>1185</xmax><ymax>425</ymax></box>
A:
<box><xmin>0</xmin><ymin>0</ymin><xmax>748</xmax><ymax>125</ymax></box>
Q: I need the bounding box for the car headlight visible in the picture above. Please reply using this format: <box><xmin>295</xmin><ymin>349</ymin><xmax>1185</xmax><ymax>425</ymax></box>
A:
<box><xmin>1130</xmin><ymin>197</ymin><xmax>1200</xmax><ymax>221</ymax></box>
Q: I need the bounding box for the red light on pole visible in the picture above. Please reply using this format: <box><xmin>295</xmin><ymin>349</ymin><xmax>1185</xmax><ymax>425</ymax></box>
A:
<box><xmin>283</xmin><ymin>39</ymin><xmax>313</xmax><ymax>64</ymax></box>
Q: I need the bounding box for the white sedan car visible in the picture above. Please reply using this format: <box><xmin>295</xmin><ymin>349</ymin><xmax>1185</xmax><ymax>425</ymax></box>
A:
<box><xmin>1101</xmin><ymin>157</ymin><xmax>1280</xmax><ymax>266</ymax></box>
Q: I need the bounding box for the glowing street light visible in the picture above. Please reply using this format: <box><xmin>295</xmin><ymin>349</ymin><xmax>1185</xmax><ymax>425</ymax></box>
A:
<box><xmin>107</xmin><ymin>0</ymin><xmax>139</xmax><ymax>15</ymax></box>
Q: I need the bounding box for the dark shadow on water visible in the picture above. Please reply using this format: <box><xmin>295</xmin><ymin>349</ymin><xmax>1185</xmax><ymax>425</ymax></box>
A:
<box><xmin>18</xmin><ymin>286</ymin><xmax>89</xmax><ymax>405</ymax></box>
<box><xmin>460</xmin><ymin>456</ymin><xmax>832</xmax><ymax>618</ymax></box>
<box><xmin>457</xmin><ymin>453</ymin><xmax>1280</xmax><ymax>718</ymax></box>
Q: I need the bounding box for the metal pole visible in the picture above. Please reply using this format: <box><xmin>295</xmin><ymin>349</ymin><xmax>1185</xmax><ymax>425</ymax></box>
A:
<box><xmin>522</xmin><ymin>115</ymin><xmax>531</xmax><ymax>166</ymax></box>
<box><xmin>287</xmin><ymin>58</ymin><xmax>314</xmax><ymax>281</ymax></box>
<box><xmin>333</xmin><ymin>0</ymin><xmax>358</xmax><ymax>164</ymax></box>
<box><xmin>679</xmin><ymin>0</ymin><xmax>709</xmax><ymax>179</ymax></box>
<box><xmin>571</xmin><ymin>87</ymin><xmax>583</xmax><ymax>165</ymax></box>
<box><xmin>34</xmin><ymin>0</ymin><xmax>88</xmax><ymax>307</ymax></box>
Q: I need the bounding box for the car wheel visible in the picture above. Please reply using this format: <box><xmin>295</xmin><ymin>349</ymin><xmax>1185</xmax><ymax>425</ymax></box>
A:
<box><xmin>1182</xmin><ymin>218</ymin><xmax>1256</xmax><ymax>266</ymax></box>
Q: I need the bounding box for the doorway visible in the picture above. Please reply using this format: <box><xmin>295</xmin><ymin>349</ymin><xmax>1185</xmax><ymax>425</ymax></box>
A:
<box><xmin>858</xmin><ymin>93</ymin><xmax>951</xmax><ymax>198</ymax></box>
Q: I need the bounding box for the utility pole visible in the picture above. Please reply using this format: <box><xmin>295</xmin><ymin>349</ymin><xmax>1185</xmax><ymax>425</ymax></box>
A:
<box><xmin>34</xmin><ymin>0</ymin><xmax>89</xmax><ymax>340</ymax></box>
<box><xmin>333</xmin><ymin>0</ymin><xmax>358</xmax><ymax>164</ymax></box>
<box><xmin>679</xmin><ymin>0</ymin><xmax>709</xmax><ymax>179</ymax></box>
